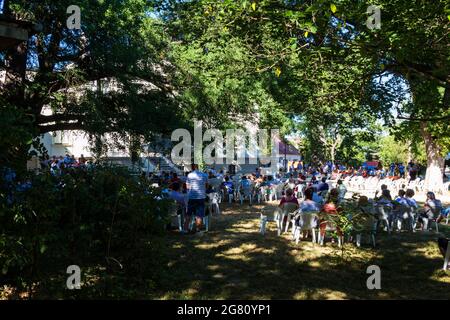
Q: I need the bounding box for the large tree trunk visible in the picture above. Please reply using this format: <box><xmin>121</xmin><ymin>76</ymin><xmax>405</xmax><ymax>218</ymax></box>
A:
<box><xmin>420</xmin><ymin>122</ymin><xmax>445</xmax><ymax>194</ymax></box>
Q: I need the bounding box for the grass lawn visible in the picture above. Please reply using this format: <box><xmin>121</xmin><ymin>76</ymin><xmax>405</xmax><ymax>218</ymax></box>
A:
<box><xmin>154</xmin><ymin>201</ymin><xmax>450</xmax><ymax>300</ymax></box>
<box><xmin>2</xmin><ymin>201</ymin><xmax>449</xmax><ymax>300</ymax></box>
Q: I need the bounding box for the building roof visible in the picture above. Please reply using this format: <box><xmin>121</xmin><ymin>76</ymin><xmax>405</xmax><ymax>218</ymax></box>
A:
<box><xmin>278</xmin><ymin>139</ymin><xmax>301</xmax><ymax>156</ymax></box>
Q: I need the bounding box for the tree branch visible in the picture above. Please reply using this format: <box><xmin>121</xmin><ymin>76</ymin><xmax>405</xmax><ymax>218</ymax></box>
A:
<box><xmin>397</xmin><ymin>114</ymin><xmax>450</xmax><ymax>122</ymax></box>
<box><xmin>38</xmin><ymin>121</ymin><xmax>85</xmax><ymax>134</ymax></box>
<box><xmin>36</xmin><ymin>114</ymin><xmax>86</xmax><ymax>125</ymax></box>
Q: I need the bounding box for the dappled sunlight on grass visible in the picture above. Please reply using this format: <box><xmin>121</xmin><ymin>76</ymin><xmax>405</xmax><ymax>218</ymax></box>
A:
<box><xmin>293</xmin><ymin>289</ymin><xmax>348</xmax><ymax>300</ymax></box>
<box><xmin>153</xmin><ymin>201</ymin><xmax>450</xmax><ymax>299</ymax></box>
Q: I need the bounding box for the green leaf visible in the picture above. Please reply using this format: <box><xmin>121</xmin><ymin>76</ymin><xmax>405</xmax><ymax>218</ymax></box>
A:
<box><xmin>40</xmin><ymin>244</ymin><xmax>47</xmax><ymax>254</ymax></box>
<box><xmin>448</xmin><ymin>15</ymin><xmax>450</xmax><ymax>21</ymax></box>
<box><xmin>251</xmin><ymin>2</ymin><xmax>256</xmax><ymax>11</ymax></box>
<box><xmin>330</xmin><ymin>4</ymin><xmax>337</xmax><ymax>14</ymax></box>
<box><xmin>274</xmin><ymin>67</ymin><xmax>282</xmax><ymax>77</ymax></box>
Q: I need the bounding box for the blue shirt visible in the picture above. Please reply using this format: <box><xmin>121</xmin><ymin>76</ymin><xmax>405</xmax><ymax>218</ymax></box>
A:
<box><xmin>240</xmin><ymin>179</ymin><xmax>252</xmax><ymax>190</ymax></box>
<box><xmin>317</xmin><ymin>182</ymin><xmax>329</xmax><ymax>192</ymax></box>
<box><xmin>223</xmin><ymin>181</ymin><xmax>234</xmax><ymax>194</ymax></box>
<box><xmin>169</xmin><ymin>190</ymin><xmax>186</xmax><ymax>206</ymax></box>
<box><xmin>187</xmin><ymin>170</ymin><xmax>207</xmax><ymax>200</ymax></box>
<box><xmin>300</xmin><ymin>200</ymin><xmax>320</xmax><ymax>212</ymax></box>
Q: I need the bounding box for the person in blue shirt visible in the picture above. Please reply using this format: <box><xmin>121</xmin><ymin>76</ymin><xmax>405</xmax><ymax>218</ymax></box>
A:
<box><xmin>186</xmin><ymin>164</ymin><xmax>208</xmax><ymax>232</ymax></box>
<box><xmin>317</xmin><ymin>177</ymin><xmax>329</xmax><ymax>192</ymax></box>
<box><xmin>389</xmin><ymin>163</ymin><xmax>395</xmax><ymax>177</ymax></box>
<box><xmin>222</xmin><ymin>176</ymin><xmax>234</xmax><ymax>200</ymax></box>
<box><xmin>239</xmin><ymin>175</ymin><xmax>252</xmax><ymax>190</ymax></box>
<box><xmin>398</xmin><ymin>163</ymin><xmax>405</xmax><ymax>178</ymax></box>
<box><xmin>437</xmin><ymin>207</ymin><xmax>450</xmax><ymax>224</ymax></box>
<box><xmin>63</xmin><ymin>153</ymin><xmax>72</xmax><ymax>165</ymax></box>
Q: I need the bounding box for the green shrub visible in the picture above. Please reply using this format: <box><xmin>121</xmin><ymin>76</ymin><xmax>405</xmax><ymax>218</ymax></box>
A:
<box><xmin>0</xmin><ymin>165</ymin><xmax>170</xmax><ymax>298</ymax></box>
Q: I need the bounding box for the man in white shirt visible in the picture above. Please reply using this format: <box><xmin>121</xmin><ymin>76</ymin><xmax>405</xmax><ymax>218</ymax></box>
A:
<box><xmin>186</xmin><ymin>164</ymin><xmax>208</xmax><ymax>232</ymax></box>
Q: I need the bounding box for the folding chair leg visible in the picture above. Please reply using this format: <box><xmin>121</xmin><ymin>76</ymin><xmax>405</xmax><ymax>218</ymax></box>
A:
<box><xmin>215</xmin><ymin>203</ymin><xmax>221</xmax><ymax>215</ymax></box>
<box><xmin>371</xmin><ymin>234</ymin><xmax>376</xmax><ymax>248</ymax></box>
<box><xmin>189</xmin><ymin>216</ymin><xmax>195</xmax><ymax>231</ymax></box>
<box><xmin>294</xmin><ymin>228</ymin><xmax>301</xmax><ymax>244</ymax></box>
<box><xmin>385</xmin><ymin>220</ymin><xmax>391</xmax><ymax>234</ymax></box>
<box><xmin>356</xmin><ymin>234</ymin><xmax>361</xmax><ymax>247</ymax></box>
<box><xmin>444</xmin><ymin>243</ymin><xmax>450</xmax><ymax>271</ymax></box>
<box><xmin>260</xmin><ymin>218</ymin><xmax>267</xmax><ymax>235</ymax></box>
<box><xmin>284</xmin><ymin>217</ymin><xmax>290</xmax><ymax>233</ymax></box>
<box><xmin>312</xmin><ymin>229</ymin><xmax>316</xmax><ymax>244</ymax></box>
<box><xmin>177</xmin><ymin>215</ymin><xmax>183</xmax><ymax>231</ymax></box>
<box><xmin>423</xmin><ymin>218</ymin><xmax>429</xmax><ymax>231</ymax></box>
<box><xmin>275</xmin><ymin>215</ymin><xmax>281</xmax><ymax>236</ymax></box>
<box><xmin>280</xmin><ymin>213</ymin><xmax>286</xmax><ymax>234</ymax></box>
<box><xmin>203</xmin><ymin>216</ymin><xmax>209</xmax><ymax>232</ymax></box>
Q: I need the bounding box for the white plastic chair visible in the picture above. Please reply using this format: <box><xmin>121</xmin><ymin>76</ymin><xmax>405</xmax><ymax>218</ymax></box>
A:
<box><xmin>375</xmin><ymin>205</ymin><xmax>392</xmax><ymax>234</ymax></box>
<box><xmin>444</xmin><ymin>241</ymin><xmax>450</xmax><ymax>271</ymax></box>
<box><xmin>395</xmin><ymin>204</ymin><xmax>415</xmax><ymax>232</ymax></box>
<box><xmin>259</xmin><ymin>207</ymin><xmax>272</xmax><ymax>235</ymax></box>
<box><xmin>293</xmin><ymin>212</ymin><xmax>318</xmax><ymax>244</ymax></box>
<box><xmin>279</xmin><ymin>202</ymin><xmax>299</xmax><ymax>235</ymax></box>
<box><xmin>355</xmin><ymin>213</ymin><xmax>377</xmax><ymax>248</ymax></box>
<box><xmin>421</xmin><ymin>207</ymin><xmax>441</xmax><ymax>233</ymax></box>
<box><xmin>240</xmin><ymin>187</ymin><xmax>253</xmax><ymax>205</ymax></box>
<box><xmin>295</xmin><ymin>184</ymin><xmax>304</xmax><ymax>199</ymax></box>
<box><xmin>209</xmin><ymin>192</ymin><xmax>221</xmax><ymax>215</ymax></box>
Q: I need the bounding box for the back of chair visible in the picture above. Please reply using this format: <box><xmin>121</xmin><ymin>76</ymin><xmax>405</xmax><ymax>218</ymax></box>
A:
<box><xmin>399</xmin><ymin>204</ymin><xmax>412</xmax><ymax>219</ymax></box>
<box><xmin>299</xmin><ymin>212</ymin><xmax>318</xmax><ymax>229</ymax></box>
<box><xmin>376</xmin><ymin>205</ymin><xmax>392</xmax><ymax>219</ymax></box>
<box><xmin>282</xmin><ymin>202</ymin><xmax>299</xmax><ymax>214</ymax></box>
<box><xmin>261</xmin><ymin>207</ymin><xmax>273</xmax><ymax>217</ymax></box>
<box><xmin>168</xmin><ymin>200</ymin><xmax>179</xmax><ymax>216</ymax></box>
<box><xmin>208</xmin><ymin>178</ymin><xmax>222</xmax><ymax>192</ymax></box>
<box><xmin>210</xmin><ymin>192</ymin><xmax>220</xmax><ymax>204</ymax></box>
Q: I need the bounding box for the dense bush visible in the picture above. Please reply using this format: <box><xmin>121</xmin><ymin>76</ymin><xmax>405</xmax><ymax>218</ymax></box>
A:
<box><xmin>0</xmin><ymin>165</ymin><xmax>170</xmax><ymax>298</ymax></box>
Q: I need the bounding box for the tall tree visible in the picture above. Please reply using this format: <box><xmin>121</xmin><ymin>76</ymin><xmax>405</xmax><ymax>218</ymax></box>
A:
<box><xmin>0</xmin><ymin>0</ymin><xmax>184</xmax><ymax>171</ymax></box>
<box><xmin>159</xmin><ymin>0</ymin><xmax>450</xmax><ymax>191</ymax></box>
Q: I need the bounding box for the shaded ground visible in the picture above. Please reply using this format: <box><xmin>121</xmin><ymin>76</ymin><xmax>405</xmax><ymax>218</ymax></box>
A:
<box><xmin>154</xmin><ymin>201</ymin><xmax>450</xmax><ymax>300</ymax></box>
<box><xmin>1</xmin><ymin>201</ymin><xmax>449</xmax><ymax>300</ymax></box>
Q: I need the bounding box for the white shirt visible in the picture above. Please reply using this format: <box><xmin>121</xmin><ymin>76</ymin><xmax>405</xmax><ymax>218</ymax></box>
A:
<box><xmin>187</xmin><ymin>170</ymin><xmax>207</xmax><ymax>199</ymax></box>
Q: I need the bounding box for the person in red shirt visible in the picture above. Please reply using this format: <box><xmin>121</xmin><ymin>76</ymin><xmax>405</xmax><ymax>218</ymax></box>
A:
<box><xmin>319</xmin><ymin>188</ymin><xmax>342</xmax><ymax>239</ymax></box>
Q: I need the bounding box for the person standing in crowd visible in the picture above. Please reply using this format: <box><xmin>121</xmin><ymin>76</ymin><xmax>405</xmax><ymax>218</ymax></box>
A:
<box><xmin>79</xmin><ymin>154</ymin><xmax>87</xmax><ymax>165</ymax></box>
<box><xmin>389</xmin><ymin>163</ymin><xmax>395</xmax><ymax>177</ymax></box>
<box><xmin>398</xmin><ymin>163</ymin><xmax>405</xmax><ymax>178</ymax></box>
<box><xmin>186</xmin><ymin>164</ymin><xmax>208</xmax><ymax>233</ymax></box>
<box><xmin>408</xmin><ymin>162</ymin><xmax>418</xmax><ymax>181</ymax></box>
<box><xmin>336</xmin><ymin>179</ymin><xmax>347</xmax><ymax>202</ymax></box>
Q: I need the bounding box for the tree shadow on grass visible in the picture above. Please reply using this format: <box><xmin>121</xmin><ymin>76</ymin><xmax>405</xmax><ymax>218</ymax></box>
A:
<box><xmin>154</xmin><ymin>203</ymin><xmax>450</xmax><ymax>300</ymax></box>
